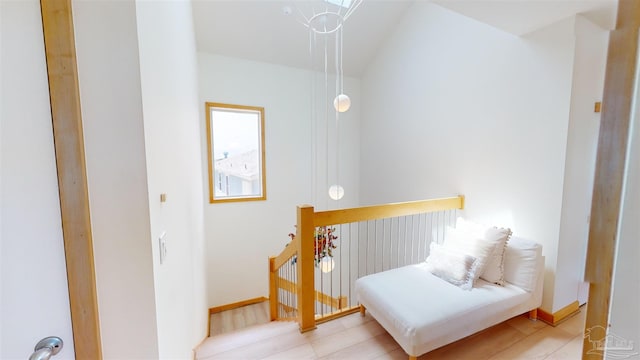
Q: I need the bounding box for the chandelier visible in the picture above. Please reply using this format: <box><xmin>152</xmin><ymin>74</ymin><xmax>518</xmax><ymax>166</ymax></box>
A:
<box><xmin>287</xmin><ymin>0</ymin><xmax>363</xmax><ymax>207</ymax></box>
<box><xmin>300</xmin><ymin>0</ymin><xmax>362</xmax><ymax>113</ymax></box>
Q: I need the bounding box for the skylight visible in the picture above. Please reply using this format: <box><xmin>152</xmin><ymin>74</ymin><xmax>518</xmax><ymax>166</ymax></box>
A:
<box><xmin>325</xmin><ymin>0</ymin><xmax>352</xmax><ymax>9</ymax></box>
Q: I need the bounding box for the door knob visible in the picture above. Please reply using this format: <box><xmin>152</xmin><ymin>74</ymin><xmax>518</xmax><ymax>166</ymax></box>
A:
<box><xmin>29</xmin><ymin>336</ymin><xmax>63</xmax><ymax>360</ymax></box>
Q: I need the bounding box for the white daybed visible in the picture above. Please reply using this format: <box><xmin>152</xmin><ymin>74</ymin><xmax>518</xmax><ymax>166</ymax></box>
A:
<box><xmin>355</xmin><ymin>236</ymin><xmax>544</xmax><ymax>359</ymax></box>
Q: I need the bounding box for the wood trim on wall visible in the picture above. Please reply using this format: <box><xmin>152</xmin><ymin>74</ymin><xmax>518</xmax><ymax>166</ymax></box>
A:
<box><xmin>207</xmin><ymin>297</ymin><xmax>269</xmax><ymax>337</ymax></box>
<box><xmin>209</xmin><ymin>297</ymin><xmax>269</xmax><ymax>315</ymax></box>
<box><xmin>583</xmin><ymin>1</ymin><xmax>640</xmax><ymax>359</ymax></box>
<box><xmin>537</xmin><ymin>301</ymin><xmax>580</xmax><ymax>326</ymax></box>
<box><xmin>40</xmin><ymin>0</ymin><xmax>102</xmax><ymax>359</ymax></box>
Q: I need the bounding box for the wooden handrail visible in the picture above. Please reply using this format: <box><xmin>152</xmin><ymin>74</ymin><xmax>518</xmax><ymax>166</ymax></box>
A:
<box><xmin>272</xmin><ymin>240</ymin><xmax>298</xmax><ymax>270</ymax></box>
<box><xmin>313</xmin><ymin>196</ymin><xmax>464</xmax><ymax>226</ymax></box>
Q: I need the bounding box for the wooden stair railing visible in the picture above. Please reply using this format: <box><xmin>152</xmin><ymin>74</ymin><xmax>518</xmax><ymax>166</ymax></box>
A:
<box><xmin>269</xmin><ymin>239</ymin><xmax>299</xmax><ymax>322</ymax></box>
<box><xmin>268</xmin><ymin>195</ymin><xmax>465</xmax><ymax>333</ymax></box>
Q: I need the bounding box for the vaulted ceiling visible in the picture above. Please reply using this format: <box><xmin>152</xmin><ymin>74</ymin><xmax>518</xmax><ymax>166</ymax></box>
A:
<box><xmin>192</xmin><ymin>0</ymin><xmax>618</xmax><ymax>77</ymax></box>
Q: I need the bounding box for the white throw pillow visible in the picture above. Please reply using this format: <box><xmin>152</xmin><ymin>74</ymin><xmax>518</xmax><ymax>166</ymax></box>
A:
<box><xmin>425</xmin><ymin>242</ymin><xmax>479</xmax><ymax>290</ymax></box>
<box><xmin>454</xmin><ymin>218</ymin><xmax>512</xmax><ymax>285</ymax></box>
<box><xmin>442</xmin><ymin>225</ymin><xmax>496</xmax><ymax>281</ymax></box>
<box><xmin>503</xmin><ymin>236</ymin><xmax>542</xmax><ymax>292</ymax></box>
<box><xmin>479</xmin><ymin>227</ymin><xmax>512</xmax><ymax>285</ymax></box>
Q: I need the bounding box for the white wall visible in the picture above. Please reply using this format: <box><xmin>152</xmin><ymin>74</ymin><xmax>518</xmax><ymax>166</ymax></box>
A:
<box><xmin>0</xmin><ymin>1</ymin><xmax>75</xmax><ymax>358</ymax></box>
<box><xmin>554</xmin><ymin>16</ymin><xmax>608</xmax><ymax>312</ymax></box>
<box><xmin>608</xmin><ymin>49</ymin><xmax>640</xmax><ymax>358</ymax></box>
<box><xmin>135</xmin><ymin>0</ymin><xmax>208</xmax><ymax>357</ymax></box>
<box><xmin>198</xmin><ymin>53</ymin><xmax>360</xmax><ymax>306</ymax></box>
<box><xmin>75</xmin><ymin>0</ymin><xmax>209</xmax><ymax>358</ymax></box>
<box><xmin>73</xmin><ymin>1</ymin><xmax>159</xmax><ymax>358</ymax></box>
<box><xmin>360</xmin><ymin>2</ymin><xmax>580</xmax><ymax>311</ymax></box>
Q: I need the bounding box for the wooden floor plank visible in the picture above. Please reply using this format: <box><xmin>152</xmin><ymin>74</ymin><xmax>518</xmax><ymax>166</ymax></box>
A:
<box><xmin>196</xmin><ymin>306</ymin><xmax>587</xmax><ymax>360</ymax></box>
<box><xmin>422</xmin><ymin>322</ymin><xmax>526</xmax><ymax>360</ymax></box>
<box><xmin>486</xmin><ymin>327</ymin><xmax>576</xmax><ymax>360</ymax></box>
<box><xmin>318</xmin><ymin>333</ymin><xmax>400</xmax><ymax>360</ymax></box>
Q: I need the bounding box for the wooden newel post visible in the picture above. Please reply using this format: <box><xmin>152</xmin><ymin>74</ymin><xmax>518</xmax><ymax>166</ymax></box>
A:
<box><xmin>268</xmin><ymin>257</ymin><xmax>277</xmax><ymax>321</ymax></box>
<box><xmin>297</xmin><ymin>205</ymin><xmax>317</xmax><ymax>332</ymax></box>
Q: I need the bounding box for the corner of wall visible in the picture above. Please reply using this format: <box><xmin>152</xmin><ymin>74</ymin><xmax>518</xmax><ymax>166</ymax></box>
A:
<box><xmin>135</xmin><ymin>0</ymin><xmax>208</xmax><ymax>357</ymax></box>
<box><xmin>73</xmin><ymin>0</ymin><xmax>160</xmax><ymax>358</ymax></box>
<box><xmin>553</xmin><ymin>13</ymin><xmax>608</xmax><ymax>313</ymax></box>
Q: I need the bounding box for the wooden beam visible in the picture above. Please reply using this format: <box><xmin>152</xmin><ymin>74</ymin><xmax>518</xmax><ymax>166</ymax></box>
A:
<box><xmin>583</xmin><ymin>1</ymin><xmax>640</xmax><ymax>359</ymax></box>
<box><xmin>40</xmin><ymin>0</ymin><xmax>102</xmax><ymax>358</ymax></box>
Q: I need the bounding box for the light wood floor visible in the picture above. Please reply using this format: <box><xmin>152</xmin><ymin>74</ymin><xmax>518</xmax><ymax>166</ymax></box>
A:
<box><xmin>209</xmin><ymin>302</ymin><xmax>271</xmax><ymax>337</ymax></box>
<box><xmin>197</xmin><ymin>306</ymin><xmax>586</xmax><ymax>359</ymax></box>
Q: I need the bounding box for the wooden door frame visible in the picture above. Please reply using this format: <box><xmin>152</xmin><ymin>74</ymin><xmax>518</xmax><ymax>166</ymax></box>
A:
<box><xmin>583</xmin><ymin>0</ymin><xmax>640</xmax><ymax>359</ymax></box>
<box><xmin>40</xmin><ymin>0</ymin><xmax>102</xmax><ymax>359</ymax></box>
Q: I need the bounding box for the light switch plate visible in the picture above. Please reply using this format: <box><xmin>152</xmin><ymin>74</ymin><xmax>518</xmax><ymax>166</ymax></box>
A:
<box><xmin>159</xmin><ymin>231</ymin><xmax>167</xmax><ymax>264</ymax></box>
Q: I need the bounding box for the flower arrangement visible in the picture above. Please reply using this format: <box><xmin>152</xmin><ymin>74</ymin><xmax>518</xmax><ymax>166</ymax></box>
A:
<box><xmin>313</xmin><ymin>226</ymin><xmax>338</xmax><ymax>265</ymax></box>
<box><xmin>288</xmin><ymin>226</ymin><xmax>338</xmax><ymax>266</ymax></box>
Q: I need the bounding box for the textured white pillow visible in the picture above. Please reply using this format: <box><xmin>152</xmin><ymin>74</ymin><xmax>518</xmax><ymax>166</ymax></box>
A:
<box><xmin>480</xmin><ymin>227</ymin><xmax>512</xmax><ymax>285</ymax></box>
<box><xmin>443</xmin><ymin>226</ymin><xmax>496</xmax><ymax>281</ymax></box>
<box><xmin>504</xmin><ymin>236</ymin><xmax>542</xmax><ymax>292</ymax></box>
<box><xmin>425</xmin><ymin>243</ymin><xmax>479</xmax><ymax>290</ymax></box>
<box><xmin>455</xmin><ymin>218</ymin><xmax>512</xmax><ymax>285</ymax></box>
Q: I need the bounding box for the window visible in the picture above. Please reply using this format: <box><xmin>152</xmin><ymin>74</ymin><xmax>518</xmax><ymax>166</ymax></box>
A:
<box><xmin>325</xmin><ymin>0</ymin><xmax>352</xmax><ymax>8</ymax></box>
<box><xmin>205</xmin><ymin>102</ymin><xmax>266</xmax><ymax>203</ymax></box>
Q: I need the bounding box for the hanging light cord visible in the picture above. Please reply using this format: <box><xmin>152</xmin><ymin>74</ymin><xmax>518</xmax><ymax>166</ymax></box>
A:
<box><xmin>335</xmin><ymin>26</ymin><xmax>342</xmax><ymax>208</ymax></box>
<box><xmin>324</xmin><ymin>27</ymin><xmax>330</xmax><ymax>210</ymax></box>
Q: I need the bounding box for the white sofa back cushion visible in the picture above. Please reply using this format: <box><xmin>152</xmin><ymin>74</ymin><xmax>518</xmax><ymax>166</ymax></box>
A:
<box><xmin>504</xmin><ymin>236</ymin><xmax>542</xmax><ymax>292</ymax></box>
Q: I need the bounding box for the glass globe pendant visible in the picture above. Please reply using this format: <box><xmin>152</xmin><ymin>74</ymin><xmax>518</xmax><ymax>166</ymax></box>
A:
<box><xmin>333</xmin><ymin>94</ymin><xmax>351</xmax><ymax>113</ymax></box>
<box><xmin>328</xmin><ymin>185</ymin><xmax>345</xmax><ymax>200</ymax></box>
<box><xmin>320</xmin><ymin>256</ymin><xmax>335</xmax><ymax>273</ymax></box>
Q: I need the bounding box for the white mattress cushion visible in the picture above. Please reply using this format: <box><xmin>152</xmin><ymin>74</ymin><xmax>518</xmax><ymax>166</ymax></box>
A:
<box><xmin>356</xmin><ymin>263</ymin><xmax>530</xmax><ymax>356</ymax></box>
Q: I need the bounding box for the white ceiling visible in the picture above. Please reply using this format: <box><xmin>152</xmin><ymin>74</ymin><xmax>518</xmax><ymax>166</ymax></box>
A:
<box><xmin>192</xmin><ymin>0</ymin><xmax>413</xmax><ymax>77</ymax></box>
<box><xmin>192</xmin><ymin>0</ymin><xmax>618</xmax><ymax>77</ymax></box>
<box><xmin>434</xmin><ymin>0</ymin><xmax>617</xmax><ymax>36</ymax></box>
